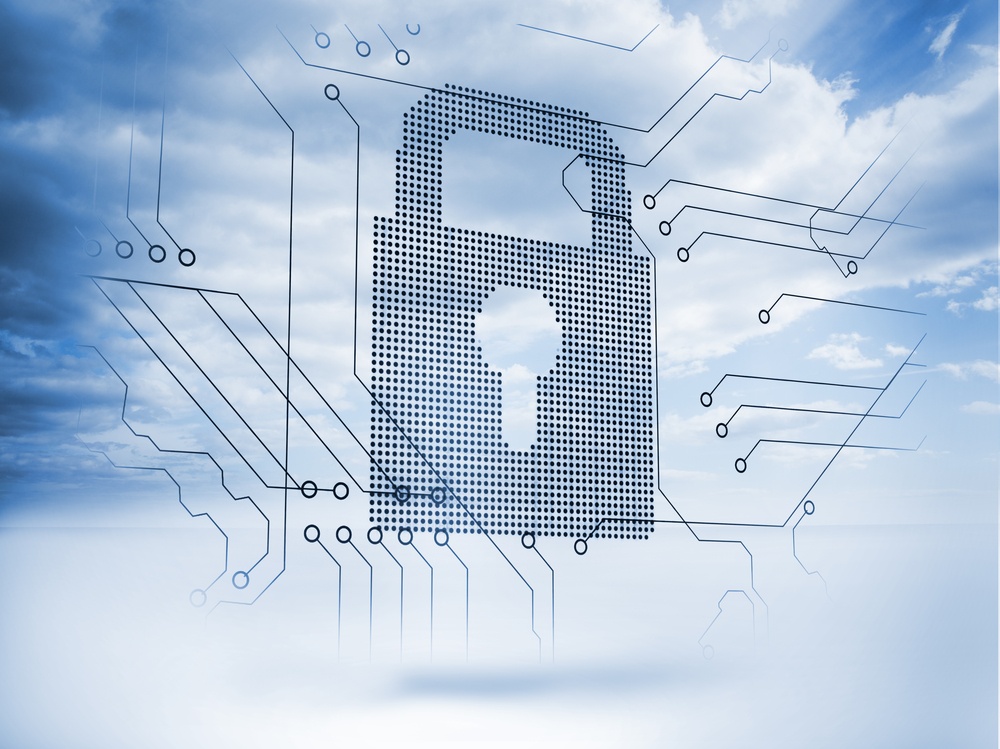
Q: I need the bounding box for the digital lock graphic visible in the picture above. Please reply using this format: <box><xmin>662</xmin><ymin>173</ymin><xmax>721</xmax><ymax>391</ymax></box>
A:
<box><xmin>370</xmin><ymin>85</ymin><xmax>656</xmax><ymax>540</ymax></box>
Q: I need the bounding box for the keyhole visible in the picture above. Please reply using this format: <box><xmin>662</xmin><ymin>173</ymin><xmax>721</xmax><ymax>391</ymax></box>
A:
<box><xmin>475</xmin><ymin>286</ymin><xmax>562</xmax><ymax>452</ymax></box>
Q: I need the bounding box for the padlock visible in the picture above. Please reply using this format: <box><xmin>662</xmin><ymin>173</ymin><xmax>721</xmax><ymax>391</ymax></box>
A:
<box><xmin>370</xmin><ymin>84</ymin><xmax>655</xmax><ymax>540</ymax></box>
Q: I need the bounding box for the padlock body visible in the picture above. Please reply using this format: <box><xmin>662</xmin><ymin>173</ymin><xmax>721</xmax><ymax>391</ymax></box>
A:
<box><xmin>370</xmin><ymin>86</ymin><xmax>655</xmax><ymax>540</ymax></box>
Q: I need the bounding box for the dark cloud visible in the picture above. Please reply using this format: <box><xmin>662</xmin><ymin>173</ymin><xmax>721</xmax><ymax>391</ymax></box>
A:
<box><xmin>0</xmin><ymin>4</ymin><xmax>73</xmax><ymax>119</ymax></box>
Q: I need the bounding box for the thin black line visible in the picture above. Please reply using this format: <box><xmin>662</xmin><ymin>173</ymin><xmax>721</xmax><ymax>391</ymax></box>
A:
<box><xmin>80</xmin><ymin>346</ymin><xmax>274</xmax><ymax>601</ymax></box>
<box><xmin>781</xmin><ymin>334</ymin><xmax>926</xmax><ymax>525</ymax></box>
<box><xmin>765</xmin><ymin>293</ymin><xmax>925</xmax><ymax>318</ymax></box>
<box><xmin>125</xmin><ymin>45</ymin><xmax>150</xmax><ymax>247</ymax></box>
<box><xmin>347</xmin><ymin>539</ymin><xmax>374</xmax><ymax>661</ymax></box>
<box><xmin>89</xmin><ymin>275</ymin><xmax>397</xmax><ymax>490</ymax></box>
<box><xmin>722</xmin><ymin>381</ymin><xmax>926</xmax><ymax>429</ymax></box>
<box><xmin>410</xmin><ymin>540</ymin><xmax>434</xmax><ymax>659</ymax></box>
<box><xmin>315</xmin><ymin>538</ymin><xmax>343</xmax><ymax>660</ymax></box>
<box><xmin>92</xmin><ymin>279</ymin><xmax>282</xmax><ymax>490</ymax></box>
<box><xmin>126</xmin><ymin>281</ymin><xmax>297</xmax><ymax>485</ymax></box>
<box><xmin>155</xmin><ymin>36</ymin><xmax>182</xmax><ymax>252</ymax></box>
<box><xmin>624</xmin><ymin>45</ymin><xmax>783</xmax><ymax>168</ymax></box>
<box><xmin>685</xmin><ymin>231</ymin><xmax>859</xmax><ymax>259</ymax></box>
<box><xmin>446</xmin><ymin>543</ymin><xmax>470</xmax><ymax>661</ymax></box>
<box><xmin>668</xmin><ymin>202</ymin><xmax>919</xmax><ymax>234</ymax></box>
<box><xmin>532</xmin><ymin>544</ymin><xmax>555</xmax><ymax>662</ymax></box>
<box><xmin>280</xmin><ymin>26</ymin><xmax>771</xmax><ymax>144</ymax></box>
<box><xmin>378</xmin><ymin>24</ymin><xmax>399</xmax><ymax>52</ymax></box>
<box><xmin>229</xmin><ymin>50</ymin><xmax>295</xmax><ymax>583</ymax></box>
<box><xmin>791</xmin><ymin>510</ymin><xmax>829</xmax><ymax>596</ymax></box>
<box><xmin>743</xmin><ymin>436</ymin><xmax>924</xmax><ymax>462</ymax></box>
<box><xmin>197</xmin><ymin>291</ymin><xmax>371</xmax><ymax>490</ymax></box>
<box><xmin>93</xmin><ymin>66</ymin><xmax>103</xmax><ymax>211</ymax></box>
<box><xmin>655</xmin><ymin>178</ymin><xmax>923</xmax><ymax>230</ymax></box>
<box><xmin>515</xmin><ymin>23</ymin><xmax>658</xmax><ymax>52</ymax></box>
<box><xmin>813</xmin><ymin>151</ymin><xmax>920</xmax><ymax>275</ymax></box>
<box><xmin>707</xmin><ymin>373</ymin><xmax>884</xmax><ymax>398</ymax></box>
<box><xmin>378</xmin><ymin>540</ymin><xmax>405</xmax><ymax>662</ymax></box>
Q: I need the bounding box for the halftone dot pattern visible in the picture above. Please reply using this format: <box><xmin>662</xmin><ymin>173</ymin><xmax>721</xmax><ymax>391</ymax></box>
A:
<box><xmin>370</xmin><ymin>85</ymin><xmax>655</xmax><ymax>539</ymax></box>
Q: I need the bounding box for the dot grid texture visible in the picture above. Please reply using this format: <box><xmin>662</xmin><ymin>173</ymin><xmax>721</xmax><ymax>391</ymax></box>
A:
<box><xmin>370</xmin><ymin>85</ymin><xmax>655</xmax><ymax>540</ymax></box>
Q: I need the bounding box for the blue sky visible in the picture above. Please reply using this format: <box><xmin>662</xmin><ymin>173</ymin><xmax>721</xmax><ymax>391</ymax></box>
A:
<box><xmin>0</xmin><ymin>0</ymin><xmax>997</xmax><ymax>746</ymax></box>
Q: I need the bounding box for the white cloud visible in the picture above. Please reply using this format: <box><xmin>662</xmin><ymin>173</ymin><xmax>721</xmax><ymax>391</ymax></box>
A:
<box><xmin>939</xmin><ymin>360</ymin><xmax>1000</xmax><ymax>382</ymax></box>
<box><xmin>884</xmin><ymin>343</ymin><xmax>912</xmax><ymax>357</ymax></box>
<box><xmin>916</xmin><ymin>260</ymin><xmax>996</xmax><ymax>298</ymax></box>
<box><xmin>660</xmin><ymin>358</ymin><xmax>709</xmax><ymax>379</ymax></box>
<box><xmin>716</xmin><ymin>0</ymin><xmax>800</xmax><ymax>29</ymax></box>
<box><xmin>971</xmin><ymin>286</ymin><xmax>999</xmax><ymax>311</ymax></box>
<box><xmin>961</xmin><ymin>400</ymin><xmax>1000</xmax><ymax>415</ymax></box>
<box><xmin>929</xmin><ymin>11</ymin><xmax>964</xmax><ymax>61</ymax></box>
<box><xmin>808</xmin><ymin>333</ymin><xmax>883</xmax><ymax>370</ymax></box>
<box><xmin>917</xmin><ymin>260</ymin><xmax>998</xmax><ymax>314</ymax></box>
<box><xmin>944</xmin><ymin>284</ymin><xmax>999</xmax><ymax>314</ymax></box>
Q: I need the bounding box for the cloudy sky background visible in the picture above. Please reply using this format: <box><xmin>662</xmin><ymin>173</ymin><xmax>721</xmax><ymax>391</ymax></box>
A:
<box><xmin>1</xmin><ymin>0</ymin><xmax>997</xmax><ymax>746</ymax></box>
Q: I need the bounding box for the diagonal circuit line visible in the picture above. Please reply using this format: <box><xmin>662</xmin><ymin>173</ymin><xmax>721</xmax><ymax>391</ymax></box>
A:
<box><xmin>705</xmin><ymin>373</ymin><xmax>884</xmax><ymax>402</ymax></box>
<box><xmin>125</xmin><ymin>280</ymin><xmax>298</xmax><ymax>487</ymax></box>
<box><xmin>216</xmin><ymin>288</ymin><xmax>397</xmax><ymax>491</ymax></box>
<box><xmin>155</xmin><ymin>36</ymin><xmax>184</xmax><ymax>254</ymax></box>
<box><xmin>662</xmin><ymin>182</ymin><xmax>922</xmax><ymax>266</ymax></box>
<box><xmin>781</xmin><ymin>334</ymin><xmax>927</xmax><ymax>525</ymax></box>
<box><xmin>813</xmin><ymin>153</ymin><xmax>922</xmax><ymax>275</ymax></box>
<box><xmin>314</xmin><ymin>538</ymin><xmax>343</xmax><ymax>659</ymax></box>
<box><xmin>622</xmin><ymin>43</ymin><xmax>785</xmax><ymax>169</ymax></box>
<box><xmin>78</xmin><ymin>345</ymin><xmax>274</xmax><ymax>598</ymax></box>
<box><xmin>762</xmin><ymin>293</ymin><xmax>925</xmax><ymax>320</ymax></box>
<box><xmin>226</xmin><ymin>49</ymin><xmax>296</xmax><ymax>604</ymax></box>
<box><xmin>197</xmin><ymin>290</ymin><xmax>388</xmax><ymax>492</ymax></box>
<box><xmin>445</xmin><ymin>542</ymin><xmax>470</xmax><ymax>661</ymax></box>
<box><xmin>409</xmin><ymin>540</ymin><xmax>435</xmax><ymax>657</ymax></box>
<box><xmin>531</xmin><ymin>543</ymin><xmax>556</xmax><ymax>662</ymax></box>
<box><xmin>683</xmin><ymin>231</ymin><xmax>854</xmax><ymax>260</ymax></box>
<box><xmin>742</xmin><ymin>435</ymin><xmax>926</xmax><ymax>463</ymax></box>
<box><xmin>586</xmin><ymin>507</ymin><xmax>771</xmax><ymax>632</ymax></box>
<box><xmin>651</xmin><ymin>128</ymin><xmax>922</xmax><ymax>266</ymax></box>
<box><xmin>375</xmin><ymin>540</ymin><xmax>405</xmax><ymax>661</ymax></box>
<box><xmin>721</xmin><ymin>380</ymin><xmax>927</xmax><ymax>430</ymax></box>
<box><xmin>642</xmin><ymin>252</ymin><xmax>768</xmax><ymax>624</ymax></box>
<box><xmin>345</xmin><ymin>538</ymin><xmax>374</xmax><ymax>661</ymax></box>
<box><xmin>125</xmin><ymin>44</ymin><xmax>152</xmax><ymax>249</ymax></box>
<box><xmin>89</xmin><ymin>274</ymin><xmax>397</xmax><ymax>493</ymax></box>
<box><xmin>92</xmin><ymin>278</ymin><xmax>286</xmax><ymax>491</ymax></box>
<box><xmin>655</xmin><ymin>120</ymin><xmax>912</xmax><ymax>217</ymax></box>
<box><xmin>699</xmin><ymin>589</ymin><xmax>757</xmax><ymax>648</ymax></box>
<box><xmin>791</xmin><ymin>509</ymin><xmax>829</xmax><ymax>596</ymax></box>
<box><xmin>515</xmin><ymin>22</ymin><xmax>658</xmax><ymax>52</ymax></box>
<box><xmin>609</xmin><ymin>346</ymin><xmax>926</xmax><ymax>532</ymax></box>
<box><xmin>779</xmin><ymin>340</ymin><xmax>926</xmax><ymax>591</ymax></box>
<box><xmin>280</xmin><ymin>26</ymin><xmax>775</xmax><ymax>166</ymax></box>
<box><xmin>82</xmin><ymin>451</ymin><xmax>231</xmax><ymax>592</ymax></box>
<box><xmin>657</xmin><ymin>180</ymin><xmax>924</xmax><ymax>230</ymax></box>
<box><xmin>826</xmin><ymin>182</ymin><xmax>924</xmax><ymax>275</ymax></box>
<box><xmin>592</xmin><ymin>333</ymin><xmax>926</xmax><ymax>627</ymax></box>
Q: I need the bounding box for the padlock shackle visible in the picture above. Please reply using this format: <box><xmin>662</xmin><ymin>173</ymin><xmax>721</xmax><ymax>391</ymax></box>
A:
<box><xmin>394</xmin><ymin>83</ymin><xmax>632</xmax><ymax>249</ymax></box>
